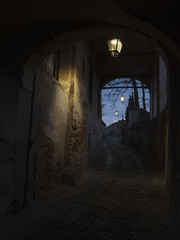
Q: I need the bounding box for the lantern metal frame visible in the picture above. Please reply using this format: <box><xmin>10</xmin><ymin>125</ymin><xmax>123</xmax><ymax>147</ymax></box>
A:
<box><xmin>108</xmin><ymin>38</ymin><xmax>122</xmax><ymax>58</ymax></box>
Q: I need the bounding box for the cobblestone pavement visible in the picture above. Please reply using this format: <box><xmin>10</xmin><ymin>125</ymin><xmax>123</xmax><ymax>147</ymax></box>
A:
<box><xmin>0</xmin><ymin>136</ymin><xmax>169</xmax><ymax>240</ymax></box>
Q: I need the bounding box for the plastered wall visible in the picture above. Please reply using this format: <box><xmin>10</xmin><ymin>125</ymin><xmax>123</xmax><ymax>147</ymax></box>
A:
<box><xmin>0</xmin><ymin>41</ymin><xmax>102</xmax><ymax>215</ymax></box>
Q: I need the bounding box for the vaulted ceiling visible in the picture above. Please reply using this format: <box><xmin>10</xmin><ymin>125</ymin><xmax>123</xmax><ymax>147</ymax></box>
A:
<box><xmin>89</xmin><ymin>35</ymin><xmax>156</xmax><ymax>87</ymax></box>
<box><xmin>0</xmin><ymin>0</ymin><xmax>179</xmax><ymax>82</ymax></box>
<box><xmin>115</xmin><ymin>0</ymin><xmax>179</xmax><ymax>30</ymax></box>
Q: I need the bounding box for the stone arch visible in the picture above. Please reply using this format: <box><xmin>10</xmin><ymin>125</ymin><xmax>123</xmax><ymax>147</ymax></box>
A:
<box><xmin>22</xmin><ymin>23</ymin><xmax>179</xmax><ymax>237</ymax></box>
<box><xmin>1</xmin><ymin>13</ymin><xmax>180</xmax><ymax>235</ymax></box>
<box><xmin>22</xmin><ymin>22</ymin><xmax>169</xmax><ymax>176</ymax></box>
<box><xmin>25</xmin><ymin>22</ymin><xmax>179</xmax><ymax>69</ymax></box>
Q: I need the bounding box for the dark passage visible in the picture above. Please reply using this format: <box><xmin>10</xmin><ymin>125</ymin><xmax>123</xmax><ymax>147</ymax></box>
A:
<box><xmin>0</xmin><ymin>136</ymin><xmax>169</xmax><ymax>240</ymax></box>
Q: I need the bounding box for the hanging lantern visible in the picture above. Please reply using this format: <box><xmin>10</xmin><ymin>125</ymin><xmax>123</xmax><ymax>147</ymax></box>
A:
<box><xmin>120</xmin><ymin>95</ymin><xmax>125</xmax><ymax>102</ymax></box>
<box><xmin>108</xmin><ymin>39</ymin><xmax>122</xmax><ymax>57</ymax></box>
<box><xmin>115</xmin><ymin>110</ymin><xmax>118</xmax><ymax>116</ymax></box>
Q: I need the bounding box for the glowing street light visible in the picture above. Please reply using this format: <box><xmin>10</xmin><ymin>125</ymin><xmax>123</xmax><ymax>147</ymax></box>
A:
<box><xmin>120</xmin><ymin>95</ymin><xmax>125</xmax><ymax>102</ymax></box>
<box><xmin>108</xmin><ymin>39</ymin><xmax>122</xmax><ymax>58</ymax></box>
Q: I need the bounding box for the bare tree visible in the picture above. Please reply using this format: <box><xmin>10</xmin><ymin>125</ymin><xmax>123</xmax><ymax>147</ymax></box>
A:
<box><xmin>131</xmin><ymin>78</ymin><xmax>139</xmax><ymax>108</ymax></box>
<box><xmin>101</xmin><ymin>78</ymin><xmax>150</xmax><ymax>112</ymax></box>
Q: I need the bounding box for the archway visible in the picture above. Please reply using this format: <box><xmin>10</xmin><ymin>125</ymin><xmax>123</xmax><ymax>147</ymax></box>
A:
<box><xmin>0</xmin><ymin>8</ymin><xmax>180</xmax><ymax>237</ymax></box>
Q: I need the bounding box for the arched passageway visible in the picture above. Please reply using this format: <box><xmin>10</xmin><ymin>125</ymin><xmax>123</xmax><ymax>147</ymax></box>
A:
<box><xmin>0</xmin><ymin>3</ymin><xmax>180</xmax><ymax>238</ymax></box>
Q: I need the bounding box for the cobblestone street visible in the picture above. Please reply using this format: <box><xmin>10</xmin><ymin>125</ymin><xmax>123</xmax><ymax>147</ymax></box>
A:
<box><xmin>0</xmin><ymin>136</ymin><xmax>169</xmax><ymax>240</ymax></box>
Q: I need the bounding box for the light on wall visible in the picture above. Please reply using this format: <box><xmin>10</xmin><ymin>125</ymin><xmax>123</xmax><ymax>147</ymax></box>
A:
<box><xmin>108</xmin><ymin>39</ymin><xmax>122</xmax><ymax>57</ymax></box>
<box><xmin>115</xmin><ymin>110</ymin><xmax>118</xmax><ymax>116</ymax></box>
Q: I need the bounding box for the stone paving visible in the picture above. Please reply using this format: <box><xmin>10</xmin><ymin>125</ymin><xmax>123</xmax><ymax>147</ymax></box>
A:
<box><xmin>0</xmin><ymin>136</ymin><xmax>169</xmax><ymax>240</ymax></box>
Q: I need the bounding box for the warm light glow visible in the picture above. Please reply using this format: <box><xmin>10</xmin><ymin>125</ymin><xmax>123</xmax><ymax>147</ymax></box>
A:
<box><xmin>115</xmin><ymin>110</ymin><xmax>118</xmax><ymax>116</ymax></box>
<box><xmin>108</xmin><ymin>38</ymin><xmax>122</xmax><ymax>57</ymax></box>
<box><xmin>120</xmin><ymin>95</ymin><xmax>125</xmax><ymax>102</ymax></box>
<box><xmin>124</xmin><ymin>117</ymin><xmax>126</xmax><ymax>120</ymax></box>
<box><xmin>111</xmin><ymin>39</ymin><xmax>118</xmax><ymax>45</ymax></box>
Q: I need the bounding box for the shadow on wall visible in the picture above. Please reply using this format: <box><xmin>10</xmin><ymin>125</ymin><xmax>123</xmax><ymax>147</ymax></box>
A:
<box><xmin>128</xmin><ymin>109</ymin><xmax>167</xmax><ymax>171</ymax></box>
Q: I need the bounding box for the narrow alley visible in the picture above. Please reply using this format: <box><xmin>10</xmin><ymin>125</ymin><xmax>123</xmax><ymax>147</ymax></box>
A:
<box><xmin>0</xmin><ymin>136</ymin><xmax>169</xmax><ymax>240</ymax></box>
<box><xmin>1</xmin><ymin>2</ymin><xmax>180</xmax><ymax>239</ymax></box>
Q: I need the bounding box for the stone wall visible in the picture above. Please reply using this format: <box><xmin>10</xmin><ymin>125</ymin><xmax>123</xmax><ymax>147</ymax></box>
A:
<box><xmin>25</xmin><ymin>51</ymin><xmax>70</xmax><ymax>199</ymax></box>
<box><xmin>128</xmin><ymin>109</ymin><xmax>167</xmax><ymax>170</ymax></box>
<box><xmin>128</xmin><ymin>55</ymin><xmax>167</xmax><ymax>170</ymax></box>
<box><xmin>65</xmin><ymin>42</ymin><xmax>102</xmax><ymax>175</ymax></box>
<box><xmin>25</xmin><ymin>42</ymin><xmax>102</xmax><ymax>197</ymax></box>
<box><xmin>129</xmin><ymin>118</ymin><xmax>158</xmax><ymax>165</ymax></box>
<box><xmin>103</xmin><ymin>120</ymin><xmax>125</xmax><ymax>139</ymax></box>
<box><xmin>0</xmin><ymin>41</ymin><xmax>102</xmax><ymax>215</ymax></box>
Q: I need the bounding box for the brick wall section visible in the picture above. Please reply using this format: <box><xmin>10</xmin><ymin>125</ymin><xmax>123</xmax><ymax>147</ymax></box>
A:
<box><xmin>67</xmin><ymin>118</ymin><xmax>87</xmax><ymax>175</ymax></box>
<box><xmin>37</xmin><ymin>136</ymin><xmax>62</xmax><ymax>195</ymax></box>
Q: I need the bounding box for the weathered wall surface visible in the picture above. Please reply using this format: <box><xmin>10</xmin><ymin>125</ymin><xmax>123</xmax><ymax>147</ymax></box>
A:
<box><xmin>25</xmin><ymin>51</ymin><xmax>70</xmax><ymax>199</ymax></box>
<box><xmin>25</xmin><ymin>41</ymin><xmax>102</xmax><ymax>196</ymax></box>
<box><xmin>66</xmin><ymin>42</ymin><xmax>102</xmax><ymax>175</ymax></box>
<box><xmin>0</xmin><ymin>41</ymin><xmax>102</xmax><ymax>215</ymax></box>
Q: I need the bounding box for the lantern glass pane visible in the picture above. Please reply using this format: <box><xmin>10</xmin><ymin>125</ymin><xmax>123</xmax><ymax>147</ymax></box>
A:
<box><xmin>108</xmin><ymin>39</ymin><xmax>122</xmax><ymax>53</ymax></box>
<box><xmin>117</xmin><ymin>39</ymin><xmax>122</xmax><ymax>53</ymax></box>
<box><xmin>108</xmin><ymin>39</ymin><xmax>117</xmax><ymax>51</ymax></box>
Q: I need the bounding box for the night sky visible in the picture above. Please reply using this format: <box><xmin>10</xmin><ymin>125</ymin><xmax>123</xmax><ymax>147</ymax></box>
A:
<box><xmin>101</xmin><ymin>79</ymin><xmax>150</xmax><ymax>126</ymax></box>
<box><xmin>101</xmin><ymin>89</ymin><xmax>130</xmax><ymax>126</ymax></box>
